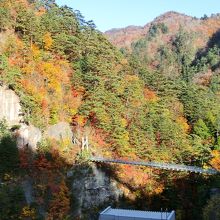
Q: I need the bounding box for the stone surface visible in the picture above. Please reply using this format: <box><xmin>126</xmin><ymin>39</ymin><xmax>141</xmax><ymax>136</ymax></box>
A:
<box><xmin>16</xmin><ymin>124</ymin><xmax>42</xmax><ymax>150</ymax></box>
<box><xmin>71</xmin><ymin>164</ymin><xmax>122</xmax><ymax>219</ymax></box>
<box><xmin>21</xmin><ymin>177</ymin><xmax>34</xmax><ymax>205</ymax></box>
<box><xmin>0</xmin><ymin>85</ymin><xmax>23</xmax><ymax>126</ymax></box>
<box><xmin>46</xmin><ymin>122</ymin><xmax>73</xmax><ymax>142</ymax></box>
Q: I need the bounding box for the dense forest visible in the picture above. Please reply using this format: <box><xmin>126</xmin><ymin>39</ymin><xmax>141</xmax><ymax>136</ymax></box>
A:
<box><xmin>0</xmin><ymin>1</ymin><xmax>220</xmax><ymax>219</ymax></box>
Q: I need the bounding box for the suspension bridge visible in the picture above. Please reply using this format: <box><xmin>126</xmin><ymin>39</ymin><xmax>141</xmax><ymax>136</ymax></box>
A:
<box><xmin>75</xmin><ymin>136</ymin><xmax>219</xmax><ymax>175</ymax></box>
<box><xmin>90</xmin><ymin>157</ymin><xmax>219</xmax><ymax>175</ymax></box>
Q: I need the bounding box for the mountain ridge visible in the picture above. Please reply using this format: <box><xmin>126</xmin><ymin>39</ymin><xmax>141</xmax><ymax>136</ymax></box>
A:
<box><xmin>105</xmin><ymin>11</ymin><xmax>220</xmax><ymax>49</ymax></box>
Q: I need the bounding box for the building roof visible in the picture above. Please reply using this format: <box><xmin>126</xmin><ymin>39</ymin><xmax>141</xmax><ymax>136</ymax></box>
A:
<box><xmin>100</xmin><ymin>206</ymin><xmax>175</xmax><ymax>220</ymax></box>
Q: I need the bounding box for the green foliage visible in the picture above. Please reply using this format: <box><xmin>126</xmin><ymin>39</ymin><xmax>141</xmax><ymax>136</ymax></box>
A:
<box><xmin>0</xmin><ymin>120</ymin><xmax>19</xmax><ymax>176</ymax></box>
<box><xmin>196</xmin><ymin>46</ymin><xmax>220</xmax><ymax>72</ymax></box>
<box><xmin>193</xmin><ymin>119</ymin><xmax>211</xmax><ymax>140</ymax></box>
<box><xmin>172</xmin><ymin>29</ymin><xmax>196</xmax><ymax>82</ymax></box>
<box><xmin>37</xmin><ymin>138</ymin><xmax>52</xmax><ymax>153</ymax></box>
<box><xmin>148</xmin><ymin>23</ymin><xmax>168</xmax><ymax>39</ymax></box>
<box><xmin>203</xmin><ymin>196</ymin><xmax>220</xmax><ymax>220</ymax></box>
<box><xmin>1</xmin><ymin>2</ymin><xmax>220</xmax><ymax>219</ymax></box>
<box><xmin>0</xmin><ymin>7</ymin><xmax>11</xmax><ymax>31</ymax></box>
<box><xmin>0</xmin><ymin>185</ymin><xmax>25</xmax><ymax>220</ymax></box>
<box><xmin>15</xmin><ymin>6</ymin><xmax>38</xmax><ymax>42</ymax></box>
<box><xmin>0</xmin><ymin>55</ymin><xmax>22</xmax><ymax>89</ymax></box>
<box><xmin>210</xmin><ymin>74</ymin><xmax>220</xmax><ymax>93</ymax></box>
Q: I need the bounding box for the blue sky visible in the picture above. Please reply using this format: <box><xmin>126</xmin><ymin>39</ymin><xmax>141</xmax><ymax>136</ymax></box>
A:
<box><xmin>56</xmin><ymin>0</ymin><xmax>220</xmax><ymax>32</ymax></box>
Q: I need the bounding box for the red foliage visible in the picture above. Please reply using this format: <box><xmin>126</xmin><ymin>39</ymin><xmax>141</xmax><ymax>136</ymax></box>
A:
<box><xmin>19</xmin><ymin>149</ymin><xmax>30</xmax><ymax>169</ymax></box>
<box><xmin>34</xmin><ymin>154</ymin><xmax>52</xmax><ymax>170</ymax></box>
<box><xmin>72</xmin><ymin>87</ymin><xmax>79</xmax><ymax>97</ymax></box>
<box><xmin>41</xmin><ymin>98</ymin><xmax>48</xmax><ymax>112</ymax></box>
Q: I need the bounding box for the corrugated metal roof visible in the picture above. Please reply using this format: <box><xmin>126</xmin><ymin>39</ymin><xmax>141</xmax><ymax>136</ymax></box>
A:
<box><xmin>100</xmin><ymin>207</ymin><xmax>173</xmax><ymax>219</ymax></box>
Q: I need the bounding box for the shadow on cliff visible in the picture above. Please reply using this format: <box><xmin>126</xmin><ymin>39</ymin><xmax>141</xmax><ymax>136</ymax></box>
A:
<box><xmin>0</xmin><ymin>133</ymin><xmax>26</xmax><ymax>220</ymax></box>
<box><xmin>95</xmin><ymin>162</ymin><xmax>220</xmax><ymax>220</ymax></box>
<box><xmin>1</xmin><ymin>130</ymin><xmax>219</xmax><ymax>220</ymax></box>
<box><xmin>207</xmin><ymin>29</ymin><xmax>220</xmax><ymax>48</ymax></box>
<box><xmin>0</xmin><ymin>126</ymin><xmax>78</xmax><ymax>220</ymax></box>
<box><xmin>195</xmin><ymin>28</ymin><xmax>220</xmax><ymax>71</ymax></box>
<box><xmin>0</xmin><ymin>133</ymin><xmax>20</xmax><ymax>177</ymax></box>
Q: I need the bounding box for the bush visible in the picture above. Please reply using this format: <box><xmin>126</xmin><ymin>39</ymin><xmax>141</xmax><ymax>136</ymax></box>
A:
<box><xmin>0</xmin><ymin>120</ymin><xmax>19</xmax><ymax>177</ymax></box>
<box><xmin>0</xmin><ymin>185</ymin><xmax>25</xmax><ymax>220</ymax></box>
<box><xmin>203</xmin><ymin>195</ymin><xmax>220</xmax><ymax>220</ymax></box>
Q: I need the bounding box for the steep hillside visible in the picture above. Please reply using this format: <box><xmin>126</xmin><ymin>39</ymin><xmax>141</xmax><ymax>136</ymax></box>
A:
<box><xmin>106</xmin><ymin>10</ymin><xmax>220</xmax><ymax>220</ymax></box>
<box><xmin>0</xmin><ymin>2</ymin><xmax>220</xmax><ymax>220</ymax></box>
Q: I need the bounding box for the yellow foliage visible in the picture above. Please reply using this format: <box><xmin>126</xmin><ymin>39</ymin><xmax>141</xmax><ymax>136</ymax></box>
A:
<box><xmin>176</xmin><ymin>116</ymin><xmax>190</xmax><ymax>133</ymax></box>
<box><xmin>31</xmin><ymin>45</ymin><xmax>41</xmax><ymax>59</ymax></box>
<box><xmin>125</xmin><ymin>74</ymin><xmax>139</xmax><ymax>82</ymax></box>
<box><xmin>22</xmin><ymin>63</ymin><xmax>34</xmax><ymax>75</ymax></box>
<box><xmin>121</xmin><ymin>118</ymin><xmax>128</xmax><ymax>128</ymax></box>
<box><xmin>3</xmin><ymin>173</ymin><xmax>13</xmax><ymax>181</ymax></box>
<box><xmin>20</xmin><ymin>206</ymin><xmax>36</xmax><ymax>219</ymax></box>
<box><xmin>38</xmin><ymin>62</ymin><xmax>63</xmax><ymax>93</ymax></box>
<box><xmin>76</xmin><ymin>115</ymin><xmax>86</xmax><ymax>126</ymax></box>
<box><xmin>210</xmin><ymin>150</ymin><xmax>220</xmax><ymax>171</ymax></box>
<box><xmin>120</xmin><ymin>58</ymin><xmax>128</xmax><ymax>65</ymax></box>
<box><xmin>43</xmin><ymin>32</ymin><xmax>53</xmax><ymax>50</ymax></box>
<box><xmin>68</xmin><ymin>107</ymin><xmax>78</xmax><ymax>116</ymax></box>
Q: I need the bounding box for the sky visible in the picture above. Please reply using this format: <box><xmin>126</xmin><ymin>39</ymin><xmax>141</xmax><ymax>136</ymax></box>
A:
<box><xmin>56</xmin><ymin>0</ymin><xmax>220</xmax><ymax>32</ymax></box>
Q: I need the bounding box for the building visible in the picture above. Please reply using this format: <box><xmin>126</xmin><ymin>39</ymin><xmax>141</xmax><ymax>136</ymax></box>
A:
<box><xmin>99</xmin><ymin>206</ymin><xmax>175</xmax><ymax>220</ymax></box>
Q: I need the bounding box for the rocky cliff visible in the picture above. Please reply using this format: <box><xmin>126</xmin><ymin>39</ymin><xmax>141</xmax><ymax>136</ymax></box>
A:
<box><xmin>0</xmin><ymin>85</ymin><xmax>23</xmax><ymax>127</ymax></box>
<box><xmin>0</xmin><ymin>85</ymin><xmax>122</xmax><ymax>219</ymax></box>
<box><xmin>71</xmin><ymin>164</ymin><xmax>122</xmax><ymax>219</ymax></box>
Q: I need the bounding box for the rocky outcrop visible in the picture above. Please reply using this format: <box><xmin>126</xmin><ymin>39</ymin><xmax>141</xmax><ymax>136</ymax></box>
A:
<box><xmin>0</xmin><ymin>85</ymin><xmax>23</xmax><ymax>127</ymax></box>
<box><xmin>21</xmin><ymin>177</ymin><xmax>34</xmax><ymax>205</ymax></box>
<box><xmin>46</xmin><ymin>122</ymin><xmax>73</xmax><ymax>143</ymax></box>
<box><xmin>71</xmin><ymin>164</ymin><xmax>122</xmax><ymax>219</ymax></box>
<box><xmin>16</xmin><ymin>124</ymin><xmax>42</xmax><ymax>150</ymax></box>
<box><xmin>16</xmin><ymin>122</ymin><xmax>74</xmax><ymax>151</ymax></box>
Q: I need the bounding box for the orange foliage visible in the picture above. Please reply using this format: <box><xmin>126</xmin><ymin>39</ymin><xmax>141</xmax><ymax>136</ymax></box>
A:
<box><xmin>116</xmin><ymin>165</ymin><xmax>149</xmax><ymax>188</ymax></box>
<box><xmin>144</xmin><ymin>88</ymin><xmax>158</xmax><ymax>102</ymax></box>
<box><xmin>210</xmin><ymin>150</ymin><xmax>220</xmax><ymax>171</ymax></box>
<box><xmin>35</xmin><ymin>6</ymin><xmax>46</xmax><ymax>16</ymax></box>
<box><xmin>73</xmin><ymin>115</ymin><xmax>87</xmax><ymax>126</ymax></box>
<box><xmin>204</xmin><ymin>19</ymin><xmax>220</xmax><ymax>37</ymax></box>
<box><xmin>41</xmin><ymin>98</ymin><xmax>48</xmax><ymax>112</ymax></box>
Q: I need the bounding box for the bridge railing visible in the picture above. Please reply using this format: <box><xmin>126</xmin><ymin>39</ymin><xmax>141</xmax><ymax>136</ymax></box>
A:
<box><xmin>90</xmin><ymin>157</ymin><xmax>219</xmax><ymax>175</ymax></box>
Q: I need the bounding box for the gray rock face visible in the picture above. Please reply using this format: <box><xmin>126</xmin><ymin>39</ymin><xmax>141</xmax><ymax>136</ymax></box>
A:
<box><xmin>46</xmin><ymin>122</ymin><xmax>73</xmax><ymax>142</ymax></box>
<box><xmin>21</xmin><ymin>177</ymin><xmax>34</xmax><ymax>205</ymax></box>
<box><xmin>0</xmin><ymin>86</ymin><xmax>23</xmax><ymax>126</ymax></box>
<box><xmin>0</xmin><ymin>85</ymin><xmax>42</xmax><ymax>150</ymax></box>
<box><xmin>71</xmin><ymin>164</ymin><xmax>122</xmax><ymax>219</ymax></box>
<box><xmin>17</xmin><ymin>124</ymin><xmax>42</xmax><ymax>150</ymax></box>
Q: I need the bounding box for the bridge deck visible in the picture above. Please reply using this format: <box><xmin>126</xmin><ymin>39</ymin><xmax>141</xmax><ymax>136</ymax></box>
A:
<box><xmin>90</xmin><ymin>157</ymin><xmax>219</xmax><ymax>174</ymax></box>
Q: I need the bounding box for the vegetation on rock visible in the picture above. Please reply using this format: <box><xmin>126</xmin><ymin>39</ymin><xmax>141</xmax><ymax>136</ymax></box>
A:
<box><xmin>0</xmin><ymin>1</ymin><xmax>220</xmax><ymax>219</ymax></box>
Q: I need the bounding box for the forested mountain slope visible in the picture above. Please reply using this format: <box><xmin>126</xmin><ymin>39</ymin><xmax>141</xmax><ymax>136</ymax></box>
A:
<box><xmin>0</xmin><ymin>1</ymin><xmax>220</xmax><ymax>219</ymax></box>
<box><xmin>105</xmin><ymin>11</ymin><xmax>220</xmax><ymax>52</ymax></box>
